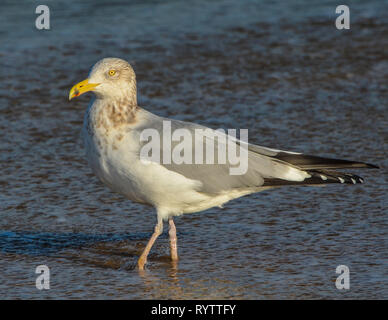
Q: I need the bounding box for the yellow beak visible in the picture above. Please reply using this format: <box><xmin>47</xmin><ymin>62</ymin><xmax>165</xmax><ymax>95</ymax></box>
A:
<box><xmin>68</xmin><ymin>79</ymin><xmax>100</xmax><ymax>100</ymax></box>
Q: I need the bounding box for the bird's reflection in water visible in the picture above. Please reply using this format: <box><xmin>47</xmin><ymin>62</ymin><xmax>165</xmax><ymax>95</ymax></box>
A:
<box><xmin>137</xmin><ymin>258</ymin><xmax>184</xmax><ymax>299</ymax></box>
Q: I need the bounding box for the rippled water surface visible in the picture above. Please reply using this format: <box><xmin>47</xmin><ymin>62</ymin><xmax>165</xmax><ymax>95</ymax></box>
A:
<box><xmin>0</xmin><ymin>0</ymin><xmax>387</xmax><ymax>299</ymax></box>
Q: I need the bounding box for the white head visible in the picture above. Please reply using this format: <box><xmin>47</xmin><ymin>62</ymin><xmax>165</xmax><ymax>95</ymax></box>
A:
<box><xmin>69</xmin><ymin>57</ymin><xmax>137</xmax><ymax>104</ymax></box>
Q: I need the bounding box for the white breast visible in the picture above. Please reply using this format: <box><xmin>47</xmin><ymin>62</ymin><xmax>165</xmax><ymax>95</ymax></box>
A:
<box><xmin>82</xmin><ymin>100</ymin><xmax>149</xmax><ymax>204</ymax></box>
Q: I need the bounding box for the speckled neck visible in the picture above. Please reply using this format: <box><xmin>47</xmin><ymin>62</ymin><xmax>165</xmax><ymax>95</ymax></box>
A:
<box><xmin>85</xmin><ymin>97</ymin><xmax>139</xmax><ymax>139</ymax></box>
<box><xmin>99</xmin><ymin>99</ymin><xmax>138</xmax><ymax>129</ymax></box>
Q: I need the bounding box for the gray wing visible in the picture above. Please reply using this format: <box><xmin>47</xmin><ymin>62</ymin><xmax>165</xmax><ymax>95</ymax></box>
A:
<box><xmin>132</xmin><ymin>110</ymin><xmax>312</xmax><ymax>194</ymax></box>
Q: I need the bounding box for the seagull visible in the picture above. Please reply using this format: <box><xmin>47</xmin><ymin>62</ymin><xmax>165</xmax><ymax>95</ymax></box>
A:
<box><xmin>69</xmin><ymin>57</ymin><xmax>378</xmax><ymax>270</ymax></box>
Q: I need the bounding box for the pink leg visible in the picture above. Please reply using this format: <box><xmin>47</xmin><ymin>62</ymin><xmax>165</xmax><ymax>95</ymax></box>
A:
<box><xmin>137</xmin><ymin>220</ymin><xmax>163</xmax><ymax>270</ymax></box>
<box><xmin>169</xmin><ymin>217</ymin><xmax>178</xmax><ymax>261</ymax></box>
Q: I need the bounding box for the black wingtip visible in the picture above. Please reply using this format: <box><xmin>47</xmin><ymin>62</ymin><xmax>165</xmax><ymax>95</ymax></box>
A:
<box><xmin>274</xmin><ymin>152</ymin><xmax>380</xmax><ymax>170</ymax></box>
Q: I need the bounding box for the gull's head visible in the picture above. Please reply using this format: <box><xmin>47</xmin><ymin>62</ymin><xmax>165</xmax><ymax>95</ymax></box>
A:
<box><xmin>69</xmin><ymin>57</ymin><xmax>137</xmax><ymax>102</ymax></box>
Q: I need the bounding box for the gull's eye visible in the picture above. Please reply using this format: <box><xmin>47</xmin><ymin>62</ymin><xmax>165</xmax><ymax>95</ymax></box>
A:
<box><xmin>108</xmin><ymin>69</ymin><xmax>116</xmax><ymax>76</ymax></box>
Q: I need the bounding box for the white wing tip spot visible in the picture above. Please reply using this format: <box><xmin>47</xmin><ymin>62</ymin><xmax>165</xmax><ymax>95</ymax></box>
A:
<box><xmin>338</xmin><ymin>177</ymin><xmax>345</xmax><ymax>183</ymax></box>
<box><xmin>320</xmin><ymin>175</ymin><xmax>327</xmax><ymax>181</ymax></box>
<box><xmin>351</xmin><ymin>178</ymin><xmax>356</xmax><ymax>184</ymax></box>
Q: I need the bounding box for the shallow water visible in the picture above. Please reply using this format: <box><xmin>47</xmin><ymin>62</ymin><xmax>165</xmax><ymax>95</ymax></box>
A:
<box><xmin>0</xmin><ymin>0</ymin><xmax>387</xmax><ymax>299</ymax></box>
